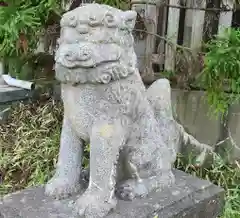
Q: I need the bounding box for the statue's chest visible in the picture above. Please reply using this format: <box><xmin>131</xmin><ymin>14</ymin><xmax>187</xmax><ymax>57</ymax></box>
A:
<box><xmin>61</xmin><ymin>85</ymin><xmax>102</xmax><ymax>139</ymax></box>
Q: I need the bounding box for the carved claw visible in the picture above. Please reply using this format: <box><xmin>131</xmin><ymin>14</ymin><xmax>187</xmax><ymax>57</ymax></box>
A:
<box><xmin>74</xmin><ymin>189</ymin><xmax>116</xmax><ymax>218</ymax></box>
<box><xmin>115</xmin><ymin>179</ymin><xmax>148</xmax><ymax>201</ymax></box>
<box><xmin>45</xmin><ymin>176</ymin><xmax>81</xmax><ymax>200</ymax></box>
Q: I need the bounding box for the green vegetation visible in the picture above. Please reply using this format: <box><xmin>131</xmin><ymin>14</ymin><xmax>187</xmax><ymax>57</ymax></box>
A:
<box><xmin>0</xmin><ymin>0</ymin><xmax>62</xmax><ymax>79</ymax></box>
<box><xmin>96</xmin><ymin>0</ymin><xmax>130</xmax><ymax>10</ymax></box>
<box><xmin>0</xmin><ymin>0</ymin><xmax>61</xmax><ymax>57</ymax></box>
<box><xmin>0</xmin><ymin>0</ymin><xmax>129</xmax><ymax>79</ymax></box>
<box><xmin>0</xmin><ymin>98</ymin><xmax>62</xmax><ymax>194</ymax></box>
<box><xmin>199</xmin><ymin>28</ymin><xmax>240</xmax><ymax>115</ymax></box>
<box><xmin>0</xmin><ymin>99</ymin><xmax>239</xmax><ymax>218</ymax></box>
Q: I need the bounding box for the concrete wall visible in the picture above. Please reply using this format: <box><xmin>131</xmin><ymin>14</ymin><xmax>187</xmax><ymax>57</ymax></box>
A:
<box><xmin>171</xmin><ymin>89</ymin><xmax>240</xmax><ymax>162</ymax></box>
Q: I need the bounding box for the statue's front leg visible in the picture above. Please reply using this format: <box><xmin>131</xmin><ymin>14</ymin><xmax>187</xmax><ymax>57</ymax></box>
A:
<box><xmin>75</xmin><ymin>119</ymin><xmax>125</xmax><ymax>218</ymax></box>
<box><xmin>45</xmin><ymin>116</ymin><xmax>83</xmax><ymax>199</ymax></box>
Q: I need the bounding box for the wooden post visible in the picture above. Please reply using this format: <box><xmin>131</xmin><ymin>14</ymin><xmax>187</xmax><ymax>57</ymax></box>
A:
<box><xmin>183</xmin><ymin>0</ymin><xmax>206</xmax><ymax>51</ymax></box>
<box><xmin>131</xmin><ymin>0</ymin><xmax>159</xmax><ymax>83</ymax></box>
<box><xmin>191</xmin><ymin>0</ymin><xmax>206</xmax><ymax>51</ymax></box>
<box><xmin>218</xmin><ymin>0</ymin><xmax>234</xmax><ymax>37</ymax></box>
<box><xmin>164</xmin><ymin>0</ymin><xmax>181</xmax><ymax>72</ymax></box>
<box><xmin>156</xmin><ymin>3</ymin><xmax>168</xmax><ymax>71</ymax></box>
<box><xmin>0</xmin><ymin>61</ymin><xmax>3</xmax><ymax>75</ymax></box>
<box><xmin>35</xmin><ymin>36</ymin><xmax>45</xmax><ymax>54</ymax></box>
<box><xmin>0</xmin><ymin>60</ymin><xmax>5</xmax><ymax>84</ymax></box>
<box><xmin>183</xmin><ymin>0</ymin><xmax>193</xmax><ymax>47</ymax></box>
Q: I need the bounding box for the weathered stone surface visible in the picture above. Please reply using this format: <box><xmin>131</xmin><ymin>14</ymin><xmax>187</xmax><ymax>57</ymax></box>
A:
<box><xmin>171</xmin><ymin>90</ymin><xmax>220</xmax><ymax>146</ymax></box>
<box><xmin>0</xmin><ymin>85</ymin><xmax>35</xmax><ymax>124</ymax></box>
<box><xmin>0</xmin><ymin>85</ymin><xmax>32</xmax><ymax>103</ymax></box>
<box><xmin>171</xmin><ymin>89</ymin><xmax>240</xmax><ymax>163</ymax></box>
<box><xmin>46</xmin><ymin>3</ymin><xmax>215</xmax><ymax>217</ymax></box>
<box><xmin>49</xmin><ymin>3</ymin><xmax>175</xmax><ymax>217</ymax></box>
<box><xmin>0</xmin><ymin>170</ymin><xmax>224</xmax><ymax>218</ymax></box>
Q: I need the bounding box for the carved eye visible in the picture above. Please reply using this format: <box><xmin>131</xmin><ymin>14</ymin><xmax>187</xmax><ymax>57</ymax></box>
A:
<box><xmin>123</xmin><ymin>11</ymin><xmax>137</xmax><ymax>30</ymax></box>
<box><xmin>105</xmin><ymin>14</ymin><xmax>114</xmax><ymax>23</ymax></box>
<box><xmin>68</xmin><ymin>15</ymin><xmax>77</xmax><ymax>27</ymax></box>
<box><xmin>88</xmin><ymin>15</ymin><xmax>100</xmax><ymax>27</ymax></box>
<box><xmin>125</xmin><ymin>18</ymin><xmax>134</xmax><ymax>29</ymax></box>
<box><xmin>65</xmin><ymin>53</ymin><xmax>71</xmax><ymax>59</ymax></box>
<box><xmin>82</xmin><ymin>52</ymin><xmax>89</xmax><ymax>59</ymax></box>
<box><xmin>104</xmin><ymin>12</ymin><xmax>117</xmax><ymax>28</ymax></box>
<box><xmin>65</xmin><ymin>52</ymin><xmax>75</xmax><ymax>61</ymax></box>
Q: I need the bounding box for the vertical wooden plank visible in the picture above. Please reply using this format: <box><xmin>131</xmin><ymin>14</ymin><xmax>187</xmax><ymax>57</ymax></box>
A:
<box><xmin>183</xmin><ymin>0</ymin><xmax>193</xmax><ymax>47</ymax></box>
<box><xmin>35</xmin><ymin>36</ymin><xmax>45</xmax><ymax>54</ymax></box>
<box><xmin>157</xmin><ymin>3</ymin><xmax>168</xmax><ymax>71</ymax></box>
<box><xmin>165</xmin><ymin>0</ymin><xmax>181</xmax><ymax>72</ymax></box>
<box><xmin>0</xmin><ymin>61</ymin><xmax>3</xmax><ymax>75</ymax></box>
<box><xmin>218</xmin><ymin>0</ymin><xmax>234</xmax><ymax>37</ymax></box>
<box><xmin>131</xmin><ymin>0</ymin><xmax>159</xmax><ymax>83</ymax></box>
<box><xmin>183</xmin><ymin>0</ymin><xmax>206</xmax><ymax>50</ymax></box>
<box><xmin>0</xmin><ymin>60</ymin><xmax>5</xmax><ymax>84</ymax></box>
<box><xmin>191</xmin><ymin>0</ymin><xmax>206</xmax><ymax>50</ymax></box>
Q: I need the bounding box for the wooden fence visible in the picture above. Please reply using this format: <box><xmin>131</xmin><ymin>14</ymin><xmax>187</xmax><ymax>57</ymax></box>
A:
<box><xmin>0</xmin><ymin>0</ymin><xmax>238</xmax><ymax>84</ymax></box>
<box><xmin>131</xmin><ymin>0</ymin><xmax>237</xmax><ymax>83</ymax></box>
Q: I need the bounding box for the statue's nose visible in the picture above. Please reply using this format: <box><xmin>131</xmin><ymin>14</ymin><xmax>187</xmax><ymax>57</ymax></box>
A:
<box><xmin>77</xmin><ymin>46</ymin><xmax>91</xmax><ymax>61</ymax></box>
<box><xmin>56</xmin><ymin>44</ymin><xmax>92</xmax><ymax>62</ymax></box>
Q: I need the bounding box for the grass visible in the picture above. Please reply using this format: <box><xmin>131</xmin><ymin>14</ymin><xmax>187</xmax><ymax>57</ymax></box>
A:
<box><xmin>0</xmin><ymin>97</ymin><xmax>62</xmax><ymax>194</ymax></box>
<box><xmin>0</xmin><ymin>98</ymin><xmax>240</xmax><ymax>218</ymax></box>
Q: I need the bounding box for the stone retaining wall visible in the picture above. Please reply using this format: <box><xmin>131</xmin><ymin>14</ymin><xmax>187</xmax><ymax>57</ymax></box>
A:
<box><xmin>172</xmin><ymin>89</ymin><xmax>240</xmax><ymax>162</ymax></box>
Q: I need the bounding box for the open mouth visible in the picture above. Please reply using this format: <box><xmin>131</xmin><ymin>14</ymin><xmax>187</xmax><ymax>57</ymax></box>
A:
<box><xmin>55</xmin><ymin>59</ymin><xmax>120</xmax><ymax>71</ymax></box>
<box><xmin>55</xmin><ymin>42</ymin><xmax>122</xmax><ymax>69</ymax></box>
<box><xmin>54</xmin><ymin>60</ymin><xmax>134</xmax><ymax>85</ymax></box>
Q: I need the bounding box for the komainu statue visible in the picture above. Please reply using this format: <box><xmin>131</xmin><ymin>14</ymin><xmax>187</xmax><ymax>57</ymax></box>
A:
<box><xmin>45</xmin><ymin>3</ymin><xmax>213</xmax><ymax>217</ymax></box>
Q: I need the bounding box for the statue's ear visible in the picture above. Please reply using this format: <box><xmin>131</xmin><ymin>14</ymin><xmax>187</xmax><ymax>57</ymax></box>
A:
<box><xmin>123</xmin><ymin>10</ymin><xmax>137</xmax><ymax>30</ymax></box>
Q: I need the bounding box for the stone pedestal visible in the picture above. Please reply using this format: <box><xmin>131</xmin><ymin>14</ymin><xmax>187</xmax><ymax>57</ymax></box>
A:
<box><xmin>0</xmin><ymin>170</ymin><xmax>224</xmax><ymax>218</ymax></box>
<box><xmin>0</xmin><ymin>85</ymin><xmax>32</xmax><ymax>104</ymax></box>
<box><xmin>0</xmin><ymin>85</ymin><xmax>32</xmax><ymax>123</ymax></box>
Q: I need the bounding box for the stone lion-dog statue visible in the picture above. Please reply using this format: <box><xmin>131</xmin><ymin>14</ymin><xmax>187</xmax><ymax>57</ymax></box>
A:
<box><xmin>45</xmin><ymin>3</ymin><xmax>214</xmax><ymax>217</ymax></box>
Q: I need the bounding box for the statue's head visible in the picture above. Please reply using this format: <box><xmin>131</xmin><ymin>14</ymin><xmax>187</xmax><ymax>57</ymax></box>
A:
<box><xmin>55</xmin><ymin>3</ymin><xmax>137</xmax><ymax>84</ymax></box>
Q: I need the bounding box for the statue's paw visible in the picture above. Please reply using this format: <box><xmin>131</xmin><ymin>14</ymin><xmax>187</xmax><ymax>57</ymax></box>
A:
<box><xmin>45</xmin><ymin>177</ymin><xmax>81</xmax><ymax>199</ymax></box>
<box><xmin>74</xmin><ymin>190</ymin><xmax>116</xmax><ymax>218</ymax></box>
<box><xmin>115</xmin><ymin>179</ymin><xmax>148</xmax><ymax>201</ymax></box>
<box><xmin>194</xmin><ymin>147</ymin><xmax>214</xmax><ymax>168</ymax></box>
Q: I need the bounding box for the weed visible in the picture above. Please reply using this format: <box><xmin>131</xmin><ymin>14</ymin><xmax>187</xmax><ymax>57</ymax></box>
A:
<box><xmin>0</xmin><ymin>98</ymin><xmax>62</xmax><ymax>194</ymax></box>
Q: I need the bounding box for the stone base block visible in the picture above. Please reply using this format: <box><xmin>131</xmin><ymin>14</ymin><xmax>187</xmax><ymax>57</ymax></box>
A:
<box><xmin>0</xmin><ymin>85</ymin><xmax>32</xmax><ymax>103</ymax></box>
<box><xmin>0</xmin><ymin>170</ymin><xmax>224</xmax><ymax>218</ymax></box>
